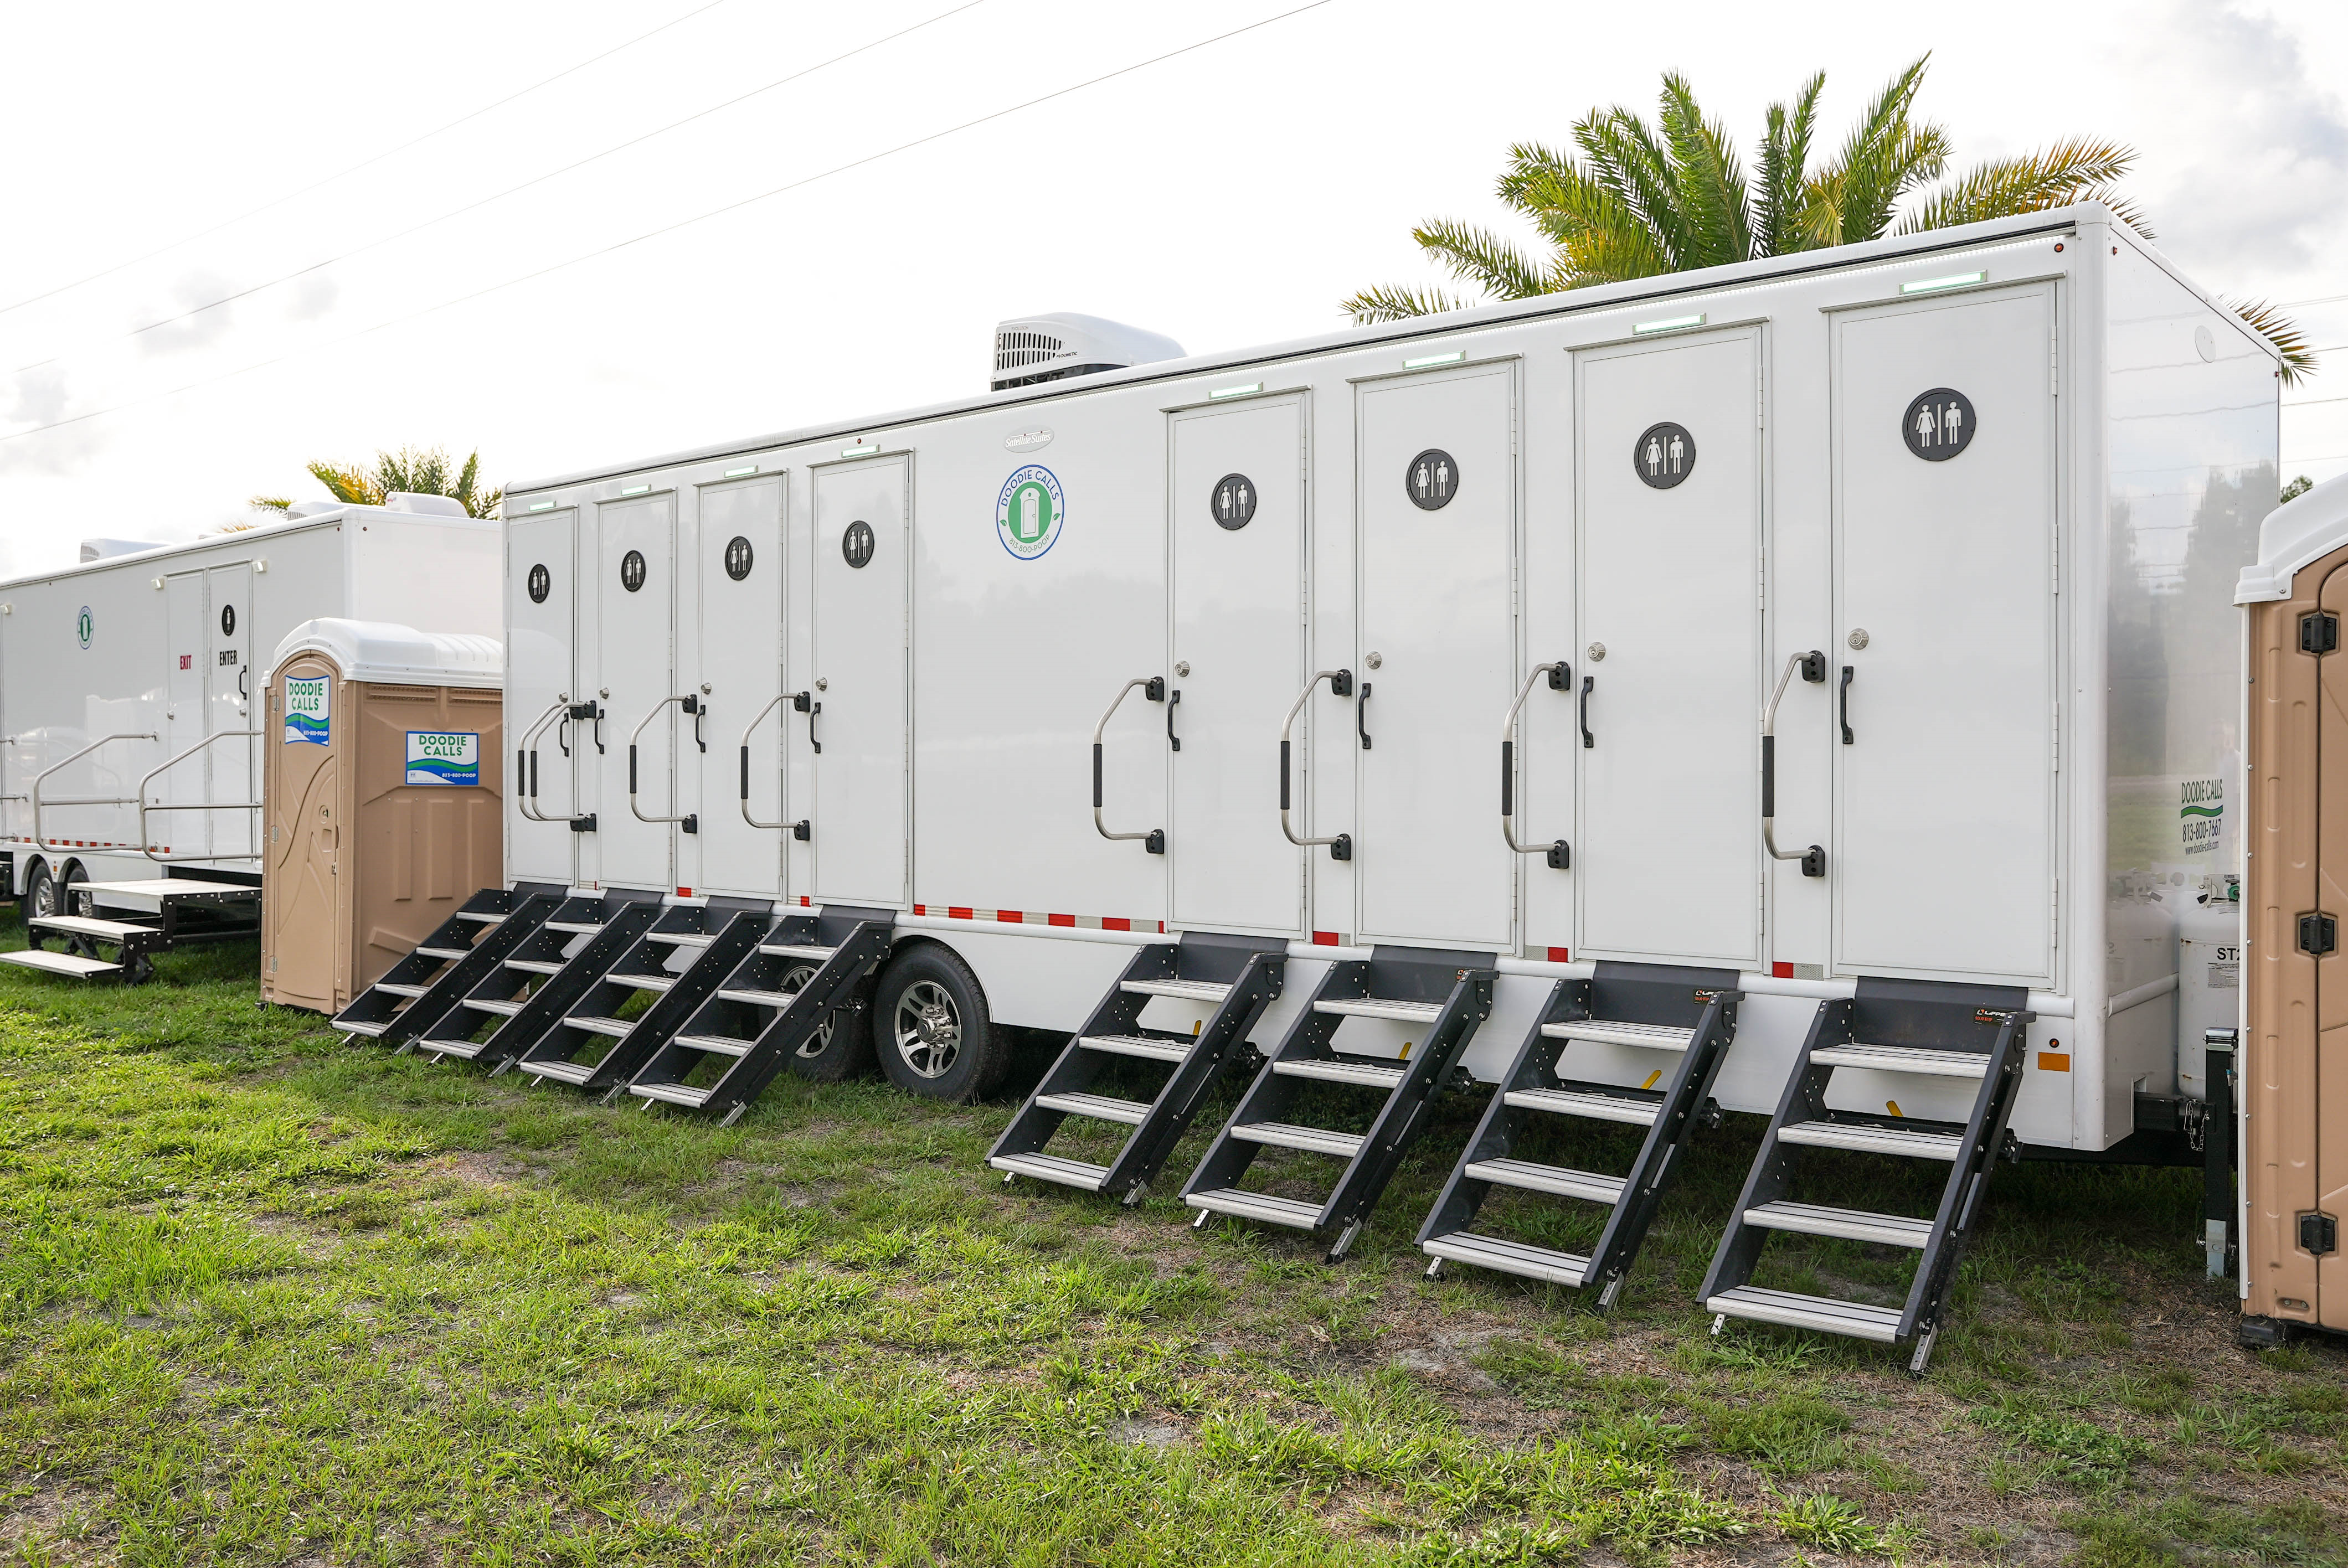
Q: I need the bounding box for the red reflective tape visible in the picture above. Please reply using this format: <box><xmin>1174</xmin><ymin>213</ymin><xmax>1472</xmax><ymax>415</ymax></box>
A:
<box><xmin>1048</xmin><ymin>912</ymin><xmax>1074</xmax><ymax>927</ymax></box>
<box><xmin>949</xmin><ymin>906</ymin><xmax>974</xmax><ymax>921</ymax></box>
<box><xmin>800</xmin><ymin>895</ymin><xmax>811</xmax><ymax>906</ymax></box>
<box><xmin>997</xmin><ymin>910</ymin><xmax>1022</xmax><ymax>924</ymax></box>
<box><xmin>1772</xmin><ymin>961</ymin><xmax>1794</xmax><ymax>979</ymax></box>
<box><xmin>1549</xmin><ymin>947</ymin><xmax>1571</xmax><ymax>963</ymax></box>
<box><xmin>677</xmin><ymin>887</ymin><xmax>693</xmax><ymax>898</ymax></box>
<box><xmin>1314</xmin><ymin>931</ymin><xmax>1339</xmax><ymax>946</ymax></box>
<box><xmin>1101</xmin><ymin>917</ymin><xmax>1130</xmax><ymax>931</ymax></box>
<box><xmin>913</xmin><ymin>904</ymin><xmax>926</xmax><ymax>916</ymax></box>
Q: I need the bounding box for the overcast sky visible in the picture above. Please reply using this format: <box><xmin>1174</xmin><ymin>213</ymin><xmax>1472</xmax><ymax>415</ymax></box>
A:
<box><xmin>0</xmin><ymin>0</ymin><xmax>2341</xmax><ymax>576</ymax></box>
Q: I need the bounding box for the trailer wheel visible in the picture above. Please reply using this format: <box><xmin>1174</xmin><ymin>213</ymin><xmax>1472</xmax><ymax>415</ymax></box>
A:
<box><xmin>872</xmin><ymin>942</ymin><xmax>1007</xmax><ymax>1103</ymax></box>
<box><xmin>60</xmin><ymin>860</ymin><xmax>92</xmax><ymax>919</ymax></box>
<box><xmin>20</xmin><ymin>860</ymin><xmax>58</xmax><ymax>930</ymax></box>
<box><xmin>780</xmin><ymin>961</ymin><xmax>877</xmax><ymax>1082</ymax></box>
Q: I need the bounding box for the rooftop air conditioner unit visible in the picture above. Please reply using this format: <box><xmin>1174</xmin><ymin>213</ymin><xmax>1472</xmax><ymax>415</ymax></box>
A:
<box><xmin>990</xmin><ymin>312</ymin><xmax>1184</xmax><ymax>392</ymax></box>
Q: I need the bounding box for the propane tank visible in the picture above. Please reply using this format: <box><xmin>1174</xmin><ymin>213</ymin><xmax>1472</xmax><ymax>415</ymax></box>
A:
<box><xmin>2177</xmin><ymin>874</ymin><xmax>2242</xmax><ymax>1099</ymax></box>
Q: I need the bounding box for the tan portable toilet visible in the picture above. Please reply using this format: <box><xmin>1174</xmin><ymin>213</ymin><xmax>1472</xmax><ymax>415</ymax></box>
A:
<box><xmin>261</xmin><ymin>618</ymin><xmax>504</xmax><ymax>1014</ymax></box>
<box><xmin>2238</xmin><ymin>474</ymin><xmax>2348</xmax><ymax>1339</ymax></box>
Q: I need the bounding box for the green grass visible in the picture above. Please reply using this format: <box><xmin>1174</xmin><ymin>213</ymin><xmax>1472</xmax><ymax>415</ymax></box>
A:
<box><xmin>1</xmin><ymin>921</ymin><xmax>2344</xmax><ymax>1565</ymax></box>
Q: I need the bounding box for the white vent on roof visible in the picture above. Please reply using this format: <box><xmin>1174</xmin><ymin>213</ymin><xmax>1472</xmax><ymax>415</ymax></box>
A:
<box><xmin>383</xmin><ymin>492</ymin><xmax>471</xmax><ymax>517</ymax></box>
<box><xmin>990</xmin><ymin>313</ymin><xmax>1184</xmax><ymax>391</ymax></box>
<box><xmin>79</xmin><ymin>538</ymin><xmax>164</xmax><ymax>563</ymax></box>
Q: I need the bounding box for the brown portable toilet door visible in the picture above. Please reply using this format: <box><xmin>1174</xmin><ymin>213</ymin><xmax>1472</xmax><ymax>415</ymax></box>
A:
<box><xmin>268</xmin><ymin>657</ymin><xmax>344</xmax><ymax>1011</ymax></box>
<box><xmin>2319</xmin><ymin>568</ymin><xmax>2348</xmax><ymax>1328</ymax></box>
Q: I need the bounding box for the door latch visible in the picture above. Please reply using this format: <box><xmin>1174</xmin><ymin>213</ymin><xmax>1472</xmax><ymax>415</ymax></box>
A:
<box><xmin>2301</xmin><ymin>1211</ymin><xmax>2337</xmax><ymax>1256</ymax></box>
<box><xmin>2299</xmin><ymin>912</ymin><xmax>2337</xmax><ymax>957</ymax></box>
<box><xmin>2303</xmin><ymin>612</ymin><xmax>2340</xmax><ymax>654</ymax></box>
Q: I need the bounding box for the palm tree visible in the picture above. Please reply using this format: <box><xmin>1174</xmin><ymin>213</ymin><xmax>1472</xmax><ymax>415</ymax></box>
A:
<box><xmin>249</xmin><ymin>445</ymin><xmax>502</xmax><ymax>519</ymax></box>
<box><xmin>1346</xmin><ymin>58</ymin><xmax>2314</xmax><ymax>383</ymax></box>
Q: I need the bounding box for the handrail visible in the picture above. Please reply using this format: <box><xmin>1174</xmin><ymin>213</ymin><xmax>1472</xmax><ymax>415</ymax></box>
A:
<box><xmin>31</xmin><ymin>731</ymin><xmax>156</xmax><ymax>853</ymax></box>
<box><xmin>137</xmin><ymin>729</ymin><xmax>262</xmax><ymax>862</ymax></box>
<box><xmin>1500</xmin><ymin>660</ymin><xmax>1570</xmax><ymax>869</ymax></box>
<box><xmin>514</xmin><ymin>697</ymin><xmax>569</xmax><ymax>823</ymax></box>
<box><xmin>1762</xmin><ymin>651</ymin><xmax>1828</xmax><ymax>878</ymax></box>
<box><xmin>737</xmin><ymin>692</ymin><xmax>800</xmax><ymax>834</ymax></box>
<box><xmin>629</xmin><ymin>694</ymin><xmax>699</xmax><ymax>833</ymax></box>
<box><xmin>1092</xmin><ymin>675</ymin><xmax>1166</xmax><ymax>853</ymax></box>
<box><xmin>1278</xmin><ymin>669</ymin><xmax>1353</xmax><ymax>861</ymax></box>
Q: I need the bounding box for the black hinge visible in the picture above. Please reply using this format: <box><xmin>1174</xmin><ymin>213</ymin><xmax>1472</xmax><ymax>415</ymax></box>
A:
<box><xmin>570</xmin><ymin>814</ymin><xmax>598</xmax><ymax>833</ymax></box>
<box><xmin>2300</xmin><ymin>912</ymin><xmax>2338</xmax><ymax>957</ymax></box>
<box><xmin>2303</xmin><ymin>613</ymin><xmax>2340</xmax><ymax>654</ymax></box>
<box><xmin>2301</xmin><ymin>1212</ymin><xmax>2337</xmax><ymax>1255</ymax></box>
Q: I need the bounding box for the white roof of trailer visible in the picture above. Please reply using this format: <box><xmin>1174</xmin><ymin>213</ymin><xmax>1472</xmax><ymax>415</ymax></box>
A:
<box><xmin>0</xmin><ymin>502</ymin><xmax>493</xmax><ymax>595</ymax></box>
<box><xmin>269</xmin><ymin>617</ymin><xmax>503</xmax><ymax>688</ymax></box>
<box><xmin>2238</xmin><ymin>474</ymin><xmax>2348</xmax><ymax>603</ymax></box>
<box><xmin>509</xmin><ymin>202</ymin><xmax>2276</xmax><ymax>495</ymax></box>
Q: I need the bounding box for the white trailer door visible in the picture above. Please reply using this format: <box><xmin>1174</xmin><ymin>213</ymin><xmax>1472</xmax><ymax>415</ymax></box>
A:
<box><xmin>1356</xmin><ymin>365</ymin><xmax>1517</xmax><ymax>950</ymax></box>
<box><xmin>1575</xmin><ymin>331</ymin><xmax>1764</xmax><ymax>967</ymax></box>
<box><xmin>1832</xmin><ymin>285</ymin><xmax>2057</xmax><ymax>982</ymax></box>
<box><xmin>1170</xmin><ymin>397</ymin><xmax>1306</xmax><ymax>935</ymax></box>
<box><xmin>206</xmin><ymin>563</ymin><xmax>255</xmax><ymax>860</ymax></box>
<box><xmin>591</xmin><ymin>495</ymin><xmax>676</xmax><ymax>893</ymax></box>
<box><xmin>507</xmin><ymin>509</ymin><xmax>576</xmax><ymax>886</ymax></box>
<box><xmin>164</xmin><ymin>574</ymin><xmax>208</xmax><ymax>858</ymax></box>
<box><xmin>811</xmin><ymin>457</ymin><xmax>909</xmax><ymax>908</ymax></box>
<box><xmin>696</xmin><ymin>474</ymin><xmax>787</xmax><ymax>900</ymax></box>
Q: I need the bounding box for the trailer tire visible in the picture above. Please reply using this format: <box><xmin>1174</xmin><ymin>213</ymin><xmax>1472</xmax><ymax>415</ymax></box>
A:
<box><xmin>782</xmin><ymin>962</ymin><xmax>877</xmax><ymax>1083</ymax></box>
<box><xmin>60</xmin><ymin>860</ymin><xmax>92</xmax><ymax>919</ymax></box>
<box><xmin>872</xmin><ymin>941</ymin><xmax>1007</xmax><ymax>1103</ymax></box>
<box><xmin>20</xmin><ymin>860</ymin><xmax>57</xmax><ymax>930</ymax></box>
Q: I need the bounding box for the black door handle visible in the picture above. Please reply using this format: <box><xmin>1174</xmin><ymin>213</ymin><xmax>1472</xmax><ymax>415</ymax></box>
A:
<box><xmin>1840</xmin><ymin>665</ymin><xmax>1855</xmax><ymax>745</ymax></box>
<box><xmin>1166</xmin><ymin>689</ymin><xmax>1181</xmax><ymax>752</ymax></box>
<box><xmin>1357</xmin><ymin>683</ymin><xmax>1372</xmax><ymax>750</ymax></box>
<box><xmin>557</xmin><ymin>716</ymin><xmax>570</xmax><ymax>757</ymax></box>
<box><xmin>794</xmin><ymin>691</ymin><xmax>821</xmax><ymax>754</ymax></box>
<box><xmin>1580</xmin><ymin>675</ymin><xmax>1595</xmax><ymax>749</ymax></box>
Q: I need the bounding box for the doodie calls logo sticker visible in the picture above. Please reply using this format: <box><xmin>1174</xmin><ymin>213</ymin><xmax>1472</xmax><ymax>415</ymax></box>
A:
<box><xmin>996</xmin><ymin>465</ymin><xmax>1064</xmax><ymax>560</ymax></box>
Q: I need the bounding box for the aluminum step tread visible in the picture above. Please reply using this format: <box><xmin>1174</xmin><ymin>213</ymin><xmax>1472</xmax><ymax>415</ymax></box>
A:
<box><xmin>1120</xmin><ymin>978</ymin><xmax>1232</xmax><ymax>1003</ymax></box>
<box><xmin>647</xmin><ymin>931</ymin><xmax>715</xmax><ymax>947</ymax></box>
<box><xmin>503</xmin><ymin>958</ymin><xmax>565</xmax><ymax>975</ymax></box>
<box><xmin>1230</xmin><ymin>1121</ymin><xmax>1363</xmax><ymax>1158</ymax></box>
<box><xmin>334</xmin><ymin>1018</ymin><xmax>392</xmax><ymax>1037</ymax></box>
<box><xmin>543</xmin><ymin>920</ymin><xmax>605</xmax><ymax>934</ymax></box>
<box><xmin>1314</xmin><ymin>996</ymin><xmax>1443</xmax><ymax>1024</ymax></box>
<box><xmin>673</xmin><ymin>1033</ymin><xmax>753</xmax><ymax>1058</ymax></box>
<box><xmin>416</xmin><ymin>946</ymin><xmax>470</xmax><ymax>961</ymax></box>
<box><xmin>1079</xmin><ymin>1033</ymin><xmax>1190</xmax><ymax>1063</ymax></box>
<box><xmin>0</xmin><ymin>948</ymin><xmax>125</xmax><ymax>978</ymax></box>
<box><xmin>719</xmin><ymin>987</ymin><xmax>800</xmax><ymax>1008</ymax></box>
<box><xmin>27</xmin><ymin>914</ymin><xmax>160</xmax><ymax>940</ymax></box>
<box><xmin>627</xmin><ymin>1082</ymin><xmax>713</xmax><ymax>1108</ymax></box>
<box><xmin>1036</xmin><ymin>1090</ymin><xmax>1152</xmax><ymax>1126</ymax></box>
<box><xmin>1811</xmin><ymin>1043</ymin><xmax>1992</xmax><ymax>1079</ymax></box>
<box><xmin>760</xmin><ymin>943</ymin><xmax>836</xmax><ymax>960</ymax></box>
<box><xmin>454</xmin><ymin>911</ymin><xmax>508</xmax><ymax>924</ymax></box>
<box><xmin>373</xmin><ymin>982</ymin><xmax>431</xmax><ymax>998</ymax></box>
<box><xmin>1183</xmin><ymin>1187</ymin><xmax>1324</xmax><ymax>1229</ymax></box>
<box><xmin>1505</xmin><ymin>1087</ymin><xmax>1661</xmax><ymax>1125</ymax></box>
<box><xmin>1541</xmin><ymin>1018</ymin><xmax>1695</xmax><ymax>1051</ymax></box>
<box><xmin>988</xmin><ymin>1151</ymin><xmax>1110</xmax><ymax>1192</ymax></box>
<box><xmin>462</xmin><ymin>997</ymin><xmax>526</xmax><ymax>1017</ymax></box>
<box><xmin>1465</xmin><ymin>1158</ymin><xmax>1626</xmax><ymax>1204</ymax></box>
<box><xmin>1706</xmin><ymin>1284</ymin><xmax>1905</xmax><ymax>1342</ymax></box>
<box><xmin>1777</xmin><ymin>1120</ymin><xmax>1965</xmax><ymax>1160</ymax></box>
<box><xmin>606</xmin><ymin>972</ymin><xmax>676</xmax><ymax>992</ymax></box>
<box><xmin>517</xmin><ymin>1059</ymin><xmax>597</xmax><ymax>1085</ymax></box>
<box><xmin>564</xmin><ymin>1015</ymin><xmax>635</xmax><ymax>1039</ymax></box>
<box><xmin>1744</xmin><ymin>1200</ymin><xmax>1935</xmax><ymax>1249</ymax></box>
<box><xmin>1275</xmin><ymin>1057</ymin><xmax>1407</xmax><ymax>1089</ymax></box>
<box><xmin>416</xmin><ymin>1037</ymin><xmax>488</xmax><ymax>1060</ymax></box>
<box><xmin>1423</xmin><ymin>1231</ymin><xmax>1591</xmax><ymax>1287</ymax></box>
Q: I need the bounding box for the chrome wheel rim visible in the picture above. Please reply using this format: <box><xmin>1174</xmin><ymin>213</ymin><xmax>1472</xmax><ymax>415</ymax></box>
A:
<box><xmin>29</xmin><ymin>872</ymin><xmax>58</xmax><ymax>919</ymax></box>
<box><xmin>893</xmin><ymin>980</ymin><xmax>961</xmax><ymax>1079</ymax></box>
<box><xmin>781</xmin><ymin>964</ymin><xmax>837</xmax><ymax>1059</ymax></box>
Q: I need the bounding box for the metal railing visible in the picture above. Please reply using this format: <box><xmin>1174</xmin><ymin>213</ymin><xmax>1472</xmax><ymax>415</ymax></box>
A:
<box><xmin>137</xmin><ymin>729</ymin><xmax>262</xmax><ymax>862</ymax></box>
<box><xmin>30</xmin><ymin>731</ymin><xmax>157</xmax><ymax>854</ymax></box>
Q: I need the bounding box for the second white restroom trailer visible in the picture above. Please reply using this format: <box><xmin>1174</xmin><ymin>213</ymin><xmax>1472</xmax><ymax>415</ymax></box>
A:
<box><xmin>349</xmin><ymin>204</ymin><xmax>2267</xmax><ymax>1358</ymax></box>
<box><xmin>0</xmin><ymin>500</ymin><xmax>500</xmax><ymax>979</ymax></box>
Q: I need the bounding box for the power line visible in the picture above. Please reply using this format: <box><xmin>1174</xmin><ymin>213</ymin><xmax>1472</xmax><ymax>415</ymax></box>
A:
<box><xmin>0</xmin><ymin>0</ymin><xmax>1337</xmax><ymax>448</ymax></box>
<box><xmin>0</xmin><ymin>0</ymin><xmax>733</xmax><ymax>324</ymax></box>
<box><xmin>9</xmin><ymin>0</ymin><xmax>991</xmax><ymax>377</ymax></box>
<box><xmin>2279</xmin><ymin>292</ymin><xmax>2348</xmax><ymax>310</ymax></box>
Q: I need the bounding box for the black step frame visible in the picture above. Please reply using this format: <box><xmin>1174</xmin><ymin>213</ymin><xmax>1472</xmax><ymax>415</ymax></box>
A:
<box><xmin>1698</xmin><ymin>976</ymin><xmax>2034</xmax><ymax>1373</ymax></box>
<box><xmin>332</xmin><ymin>884</ymin><xmax>563</xmax><ymax>1045</ymax></box>
<box><xmin>1418</xmin><ymin>962</ymin><xmax>1739</xmax><ymax>1306</ymax></box>
<box><xmin>987</xmin><ymin>932</ymin><xmax>1287</xmax><ymax>1203</ymax></box>
<box><xmin>1181</xmin><ymin>948</ymin><xmax>1495</xmax><ymax>1262</ymax></box>
<box><xmin>425</xmin><ymin>895</ymin><xmax>666</xmax><ymax>1064</ymax></box>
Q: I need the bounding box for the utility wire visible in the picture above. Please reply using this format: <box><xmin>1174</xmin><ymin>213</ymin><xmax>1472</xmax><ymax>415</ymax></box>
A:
<box><xmin>9</xmin><ymin>0</ymin><xmax>990</xmax><ymax>376</ymax></box>
<box><xmin>0</xmin><ymin>0</ymin><xmax>733</xmax><ymax>324</ymax></box>
<box><xmin>0</xmin><ymin>0</ymin><xmax>1336</xmax><ymax>447</ymax></box>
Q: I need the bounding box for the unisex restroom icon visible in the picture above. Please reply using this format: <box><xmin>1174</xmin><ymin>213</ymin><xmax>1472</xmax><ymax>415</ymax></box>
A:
<box><xmin>1633</xmin><ymin>421</ymin><xmax>1697</xmax><ymax>489</ymax></box>
<box><xmin>1407</xmin><ymin>448</ymin><xmax>1459</xmax><ymax>510</ymax></box>
<box><xmin>1902</xmin><ymin>387</ymin><xmax>1976</xmax><ymax>461</ymax></box>
<box><xmin>724</xmin><ymin>535</ymin><xmax>755</xmax><ymax>581</ymax></box>
<box><xmin>842</xmin><ymin>520</ymin><xmax>876</xmax><ymax>569</ymax></box>
<box><xmin>527</xmin><ymin>563</ymin><xmax>551</xmax><ymax>604</ymax></box>
<box><xmin>1212</xmin><ymin>473</ymin><xmax>1257</xmax><ymax>530</ymax></box>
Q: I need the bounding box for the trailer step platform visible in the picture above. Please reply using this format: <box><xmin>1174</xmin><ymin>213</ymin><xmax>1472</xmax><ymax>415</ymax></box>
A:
<box><xmin>1699</xmin><ymin>977</ymin><xmax>2034</xmax><ymax>1374</ymax></box>
<box><xmin>333</xmin><ymin>885</ymin><xmax>563</xmax><ymax>1045</ymax></box>
<box><xmin>1180</xmin><ymin>950</ymin><xmax>1496</xmax><ymax>1262</ymax></box>
<box><xmin>413</xmin><ymin>893</ymin><xmax>664</xmax><ymax>1066</ymax></box>
<box><xmin>622</xmin><ymin>906</ymin><xmax>897</xmax><ymax>1123</ymax></box>
<box><xmin>987</xmin><ymin>934</ymin><xmax>1287</xmax><ymax>1203</ymax></box>
<box><xmin>1417</xmin><ymin>963</ymin><xmax>1738</xmax><ymax>1308</ymax></box>
<box><xmin>7</xmin><ymin>875</ymin><xmax>261</xmax><ymax>984</ymax></box>
<box><xmin>508</xmin><ymin>900</ymin><xmax>773</xmax><ymax>1092</ymax></box>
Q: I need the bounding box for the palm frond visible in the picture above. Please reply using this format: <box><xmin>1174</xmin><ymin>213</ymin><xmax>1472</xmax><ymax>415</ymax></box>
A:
<box><xmin>1811</xmin><ymin>56</ymin><xmax>1948</xmax><ymax>244</ymax></box>
<box><xmin>475</xmin><ymin>486</ymin><xmax>503</xmax><ymax>520</ymax></box>
<box><xmin>1341</xmin><ymin>282</ymin><xmax>1478</xmax><ymax>325</ymax></box>
<box><xmin>1897</xmin><ymin>137</ymin><xmax>2142</xmax><ymax>234</ymax></box>
<box><xmin>2226</xmin><ymin>296</ymin><xmax>2318</xmax><ymax>388</ymax></box>
<box><xmin>1755</xmin><ymin>71</ymin><xmax>1824</xmax><ymax>257</ymax></box>
<box><xmin>1499</xmin><ymin>141</ymin><xmax>1670</xmax><ymax>285</ymax></box>
<box><xmin>1574</xmin><ymin>106</ymin><xmax>1696</xmax><ymax>270</ymax></box>
<box><xmin>307</xmin><ymin>461</ymin><xmax>381</xmax><ymax>506</ymax></box>
<box><xmin>247</xmin><ymin>494</ymin><xmax>294</xmax><ymax>514</ymax></box>
<box><xmin>1656</xmin><ymin>71</ymin><xmax>1752</xmax><ymax>268</ymax></box>
<box><xmin>1413</xmin><ymin>219</ymin><xmax>1551</xmax><ymax>300</ymax></box>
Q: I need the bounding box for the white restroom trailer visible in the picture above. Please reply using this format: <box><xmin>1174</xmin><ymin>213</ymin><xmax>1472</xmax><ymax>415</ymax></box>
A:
<box><xmin>489</xmin><ymin>203</ymin><xmax>2267</xmax><ymax>1179</ymax></box>
<box><xmin>0</xmin><ymin>502</ymin><xmax>500</xmax><ymax>972</ymax></box>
